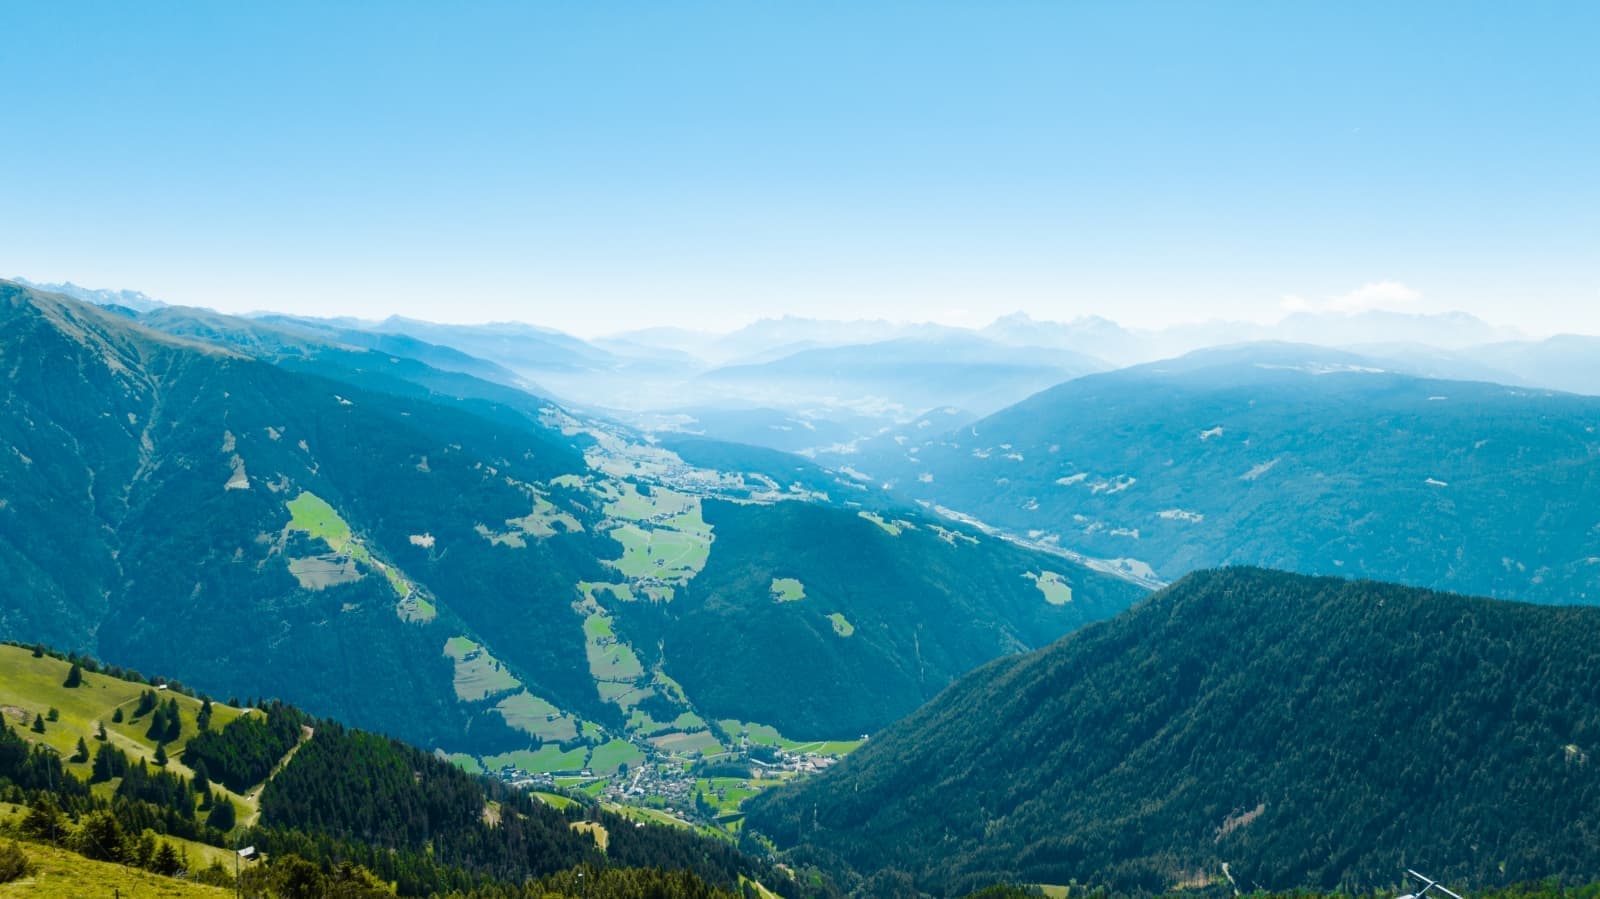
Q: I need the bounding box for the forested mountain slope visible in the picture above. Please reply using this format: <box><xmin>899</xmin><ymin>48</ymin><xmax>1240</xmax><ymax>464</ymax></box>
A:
<box><xmin>833</xmin><ymin>344</ymin><xmax>1600</xmax><ymax>603</ymax></box>
<box><xmin>747</xmin><ymin>568</ymin><xmax>1600</xmax><ymax>895</ymax></box>
<box><xmin>0</xmin><ymin>281</ymin><xmax>1144</xmax><ymax>774</ymax></box>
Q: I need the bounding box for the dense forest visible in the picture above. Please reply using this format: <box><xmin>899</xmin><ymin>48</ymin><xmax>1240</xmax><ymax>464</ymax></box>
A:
<box><xmin>748</xmin><ymin>568</ymin><xmax>1600</xmax><ymax>895</ymax></box>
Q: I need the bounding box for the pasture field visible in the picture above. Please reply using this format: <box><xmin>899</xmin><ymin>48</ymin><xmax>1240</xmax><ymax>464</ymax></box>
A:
<box><xmin>484</xmin><ymin>744</ymin><xmax>589</xmax><ymax>774</ymax></box>
<box><xmin>769</xmin><ymin>577</ymin><xmax>805</xmax><ymax>602</ymax></box>
<box><xmin>285</xmin><ymin>490</ymin><xmax>351</xmax><ymax>547</ymax></box>
<box><xmin>719</xmin><ymin>720</ymin><xmax>863</xmax><ymax>756</ymax></box>
<box><xmin>443</xmin><ymin>636</ymin><xmax>519</xmax><ymax>701</ymax></box>
<box><xmin>441</xmin><ymin>751</ymin><xmax>484</xmax><ymax>774</ymax></box>
<box><xmin>600</xmin><ymin>481</ymin><xmax>698</xmax><ymax>522</ymax></box>
<box><xmin>0</xmin><ymin>838</ymin><xmax>230</xmax><ymax>897</ymax></box>
<box><xmin>648</xmin><ymin>730</ymin><xmax>723</xmax><ymax>756</ymax></box>
<box><xmin>696</xmin><ymin>777</ymin><xmax>759</xmax><ymax>811</ymax></box>
<box><xmin>0</xmin><ymin>645</ymin><xmax>256</xmax><ymax>812</ymax></box>
<box><xmin>588</xmin><ymin>738</ymin><xmax>645</xmax><ymax>774</ymax></box>
<box><xmin>286</xmin><ymin>490</ymin><xmax>413</xmax><ymax>600</ymax></box>
<box><xmin>495</xmin><ymin>691</ymin><xmax>580</xmax><ymax>741</ymax></box>
<box><xmin>579</xmin><ymin>581</ymin><xmax>636</xmax><ymax>603</ymax></box>
<box><xmin>827</xmin><ymin>613</ymin><xmax>855</xmax><ymax>637</ymax></box>
<box><xmin>1025</xmin><ymin>570</ymin><xmax>1075</xmax><ymax>605</ymax></box>
<box><xmin>605</xmin><ymin>524</ymin><xmax>711</xmax><ymax>581</ymax></box>
<box><xmin>532</xmin><ymin>790</ymin><xmax>576</xmax><ymax>809</ymax></box>
<box><xmin>583</xmin><ymin>613</ymin><xmax>645</xmax><ymax>682</ymax></box>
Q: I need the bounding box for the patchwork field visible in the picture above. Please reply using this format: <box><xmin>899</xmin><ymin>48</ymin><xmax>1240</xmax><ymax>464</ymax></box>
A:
<box><xmin>769</xmin><ymin>577</ymin><xmax>806</xmax><ymax>602</ymax></box>
<box><xmin>285</xmin><ymin>490</ymin><xmax>417</xmax><ymax>604</ymax></box>
<box><xmin>443</xmin><ymin>636</ymin><xmax>519</xmax><ymax>701</ymax></box>
<box><xmin>1024</xmin><ymin>570</ymin><xmax>1075</xmax><ymax>605</ymax></box>
<box><xmin>495</xmin><ymin>690</ymin><xmax>580</xmax><ymax>741</ymax></box>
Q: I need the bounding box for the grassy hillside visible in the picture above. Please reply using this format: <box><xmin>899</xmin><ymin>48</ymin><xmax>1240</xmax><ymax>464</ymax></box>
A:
<box><xmin>748</xmin><ymin>568</ymin><xmax>1600</xmax><ymax>895</ymax></box>
<box><xmin>0</xmin><ymin>645</ymin><xmax>815</xmax><ymax>897</ymax></box>
<box><xmin>0</xmin><ymin>837</ymin><xmax>230</xmax><ymax>897</ymax></box>
<box><xmin>0</xmin><ymin>644</ymin><xmax>257</xmax><ymax>813</ymax></box>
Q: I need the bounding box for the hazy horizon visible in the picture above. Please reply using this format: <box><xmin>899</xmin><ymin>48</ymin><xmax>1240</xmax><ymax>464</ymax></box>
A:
<box><xmin>3</xmin><ymin>3</ymin><xmax>1595</xmax><ymax>337</ymax></box>
<box><xmin>11</xmin><ymin>273</ymin><xmax>1559</xmax><ymax>345</ymax></box>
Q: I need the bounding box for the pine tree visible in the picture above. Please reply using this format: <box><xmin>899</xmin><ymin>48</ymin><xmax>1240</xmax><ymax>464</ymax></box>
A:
<box><xmin>30</xmin><ymin>644</ymin><xmax>43</xmax><ymax>658</ymax></box>
<box><xmin>91</xmin><ymin>742</ymin><xmax>116</xmax><ymax>783</ymax></box>
<box><xmin>146</xmin><ymin>705</ymin><xmax>168</xmax><ymax>741</ymax></box>
<box><xmin>130</xmin><ymin>831</ymin><xmax>156</xmax><ymax>870</ymax></box>
<box><xmin>70</xmin><ymin>736</ymin><xmax>90</xmax><ymax>763</ymax></box>
<box><xmin>192</xmin><ymin>760</ymin><xmax>210</xmax><ymax>795</ymax></box>
<box><xmin>112</xmin><ymin>706</ymin><xmax>124</xmax><ymax>723</ymax></box>
<box><xmin>197</xmin><ymin>698</ymin><xmax>213</xmax><ymax>732</ymax></box>
<box><xmin>45</xmin><ymin>707</ymin><xmax>58</xmax><ymax>722</ymax></box>
<box><xmin>74</xmin><ymin>811</ymin><xmax>125</xmax><ymax>862</ymax></box>
<box><xmin>205</xmin><ymin>796</ymin><xmax>236</xmax><ymax>831</ymax></box>
<box><xmin>20</xmin><ymin>796</ymin><xmax>61</xmax><ymax>842</ymax></box>
<box><xmin>153</xmin><ymin>742</ymin><xmax>168</xmax><ymax>767</ymax></box>
<box><xmin>30</xmin><ymin>714</ymin><xmax>44</xmax><ymax>734</ymax></box>
<box><xmin>63</xmin><ymin>662</ymin><xmax>83</xmax><ymax>688</ymax></box>
<box><xmin>150</xmin><ymin>840</ymin><xmax>182</xmax><ymax>876</ymax></box>
<box><xmin>163</xmin><ymin>699</ymin><xmax>182</xmax><ymax>742</ymax></box>
<box><xmin>96</xmin><ymin>719</ymin><xmax>108</xmax><ymax>741</ymax></box>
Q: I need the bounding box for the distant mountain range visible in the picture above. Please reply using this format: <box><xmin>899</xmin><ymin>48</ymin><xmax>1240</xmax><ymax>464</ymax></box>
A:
<box><xmin>747</xmin><ymin>567</ymin><xmax>1600</xmax><ymax>895</ymax></box>
<box><xmin>11</xmin><ymin>276</ymin><xmax>169</xmax><ymax>313</ymax></box>
<box><xmin>827</xmin><ymin>342</ymin><xmax>1600</xmax><ymax>604</ymax></box>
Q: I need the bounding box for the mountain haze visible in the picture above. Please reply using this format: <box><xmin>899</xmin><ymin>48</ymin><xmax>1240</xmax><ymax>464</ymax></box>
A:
<box><xmin>833</xmin><ymin>343</ymin><xmax>1600</xmax><ymax>604</ymax></box>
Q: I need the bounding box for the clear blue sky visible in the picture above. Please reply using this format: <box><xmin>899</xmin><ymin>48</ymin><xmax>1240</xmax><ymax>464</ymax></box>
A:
<box><xmin>2</xmin><ymin>2</ymin><xmax>1595</xmax><ymax>336</ymax></box>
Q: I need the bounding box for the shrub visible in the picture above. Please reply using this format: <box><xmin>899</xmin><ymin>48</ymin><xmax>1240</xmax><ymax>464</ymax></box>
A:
<box><xmin>0</xmin><ymin>840</ymin><xmax>34</xmax><ymax>884</ymax></box>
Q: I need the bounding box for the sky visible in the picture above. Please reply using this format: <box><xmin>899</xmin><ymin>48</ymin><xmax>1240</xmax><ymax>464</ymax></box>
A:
<box><xmin>1</xmin><ymin>2</ymin><xmax>1596</xmax><ymax>337</ymax></box>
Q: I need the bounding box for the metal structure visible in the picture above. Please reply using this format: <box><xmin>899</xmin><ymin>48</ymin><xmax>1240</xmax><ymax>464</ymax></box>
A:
<box><xmin>1398</xmin><ymin>869</ymin><xmax>1467</xmax><ymax>899</ymax></box>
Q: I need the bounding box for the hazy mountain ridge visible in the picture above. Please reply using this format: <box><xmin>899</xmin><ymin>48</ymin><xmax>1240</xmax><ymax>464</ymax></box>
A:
<box><xmin>825</xmin><ymin>342</ymin><xmax>1600</xmax><ymax>604</ymax></box>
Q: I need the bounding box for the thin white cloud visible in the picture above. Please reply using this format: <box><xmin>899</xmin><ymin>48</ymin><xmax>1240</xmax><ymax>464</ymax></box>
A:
<box><xmin>1281</xmin><ymin>280</ymin><xmax>1421</xmax><ymax>314</ymax></box>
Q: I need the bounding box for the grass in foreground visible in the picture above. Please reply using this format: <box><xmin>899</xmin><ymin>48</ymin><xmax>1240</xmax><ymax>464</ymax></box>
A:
<box><xmin>0</xmin><ymin>838</ymin><xmax>230</xmax><ymax>898</ymax></box>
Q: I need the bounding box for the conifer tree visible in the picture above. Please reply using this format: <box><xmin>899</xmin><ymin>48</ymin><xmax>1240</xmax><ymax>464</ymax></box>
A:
<box><xmin>71</xmin><ymin>736</ymin><xmax>89</xmax><ymax>763</ymax></box>
<box><xmin>205</xmin><ymin>796</ymin><xmax>236</xmax><ymax>831</ymax></box>
<box><xmin>112</xmin><ymin>706</ymin><xmax>124</xmax><ymax>723</ymax></box>
<box><xmin>30</xmin><ymin>714</ymin><xmax>43</xmax><ymax>734</ymax></box>
<box><xmin>91</xmin><ymin>742</ymin><xmax>116</xmax><ymax>783</ymax></box>
<box><xmin>164</xmin><ymin>699</ymin><xmax>182</xmax><ymax>742</ymax></box>
<box><xmin>74</xmin><ymin>811</ymin><xmax>125</xmax><ymax>862</ymax></box>
<box><xmin>154</xmin><ymin>742</ymin><xmax>168</xmax><ymax>767</ymax></box>
<box><xmin>150</xmin><ymin>840</ymin><xmax>182</xmax><ymax>876</ymax></box>
<box><xmin>62</xmin><ymin>662</ymin><xmax>82</xmax><ymax>688</ymax></box>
